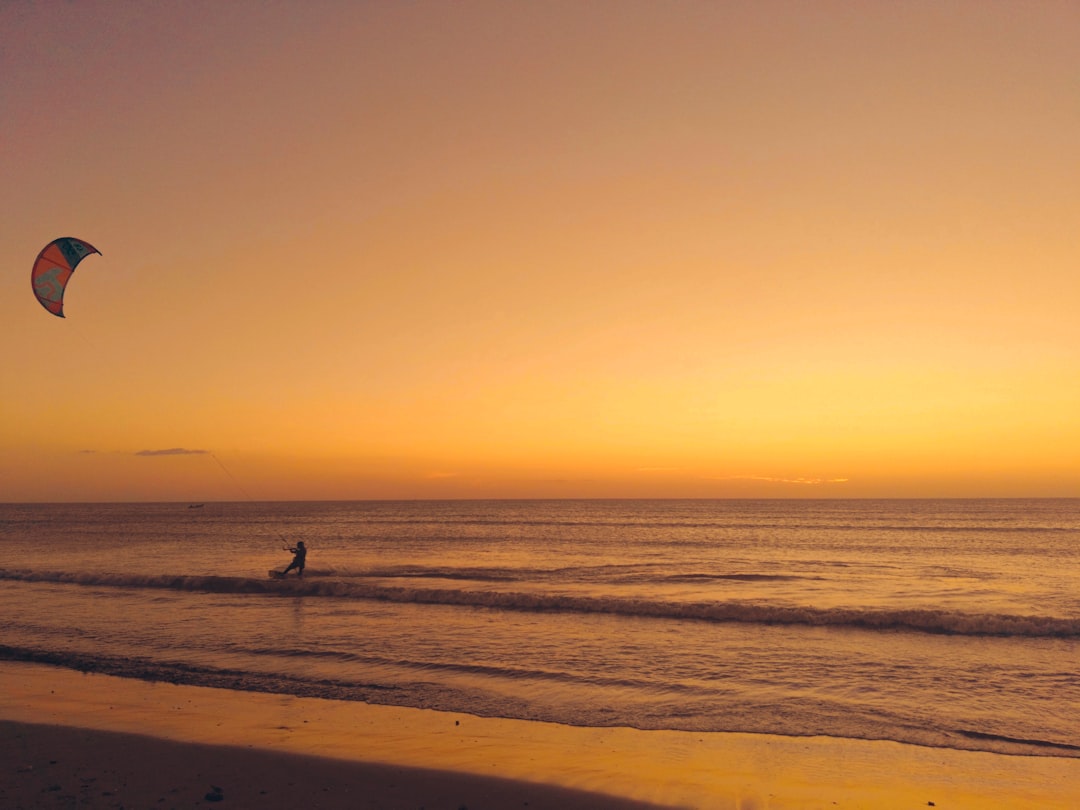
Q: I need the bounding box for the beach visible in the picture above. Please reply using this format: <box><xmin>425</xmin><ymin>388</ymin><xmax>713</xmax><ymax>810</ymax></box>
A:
<box><xmin>3</xmin><ymin>500</ymin><xmax>1078</xmax><ymax>807</ymax></box>
<box><xmin>3</xmin><ymin>720</ymin><xmax>666</xmax><ymax>810</ymax></box>
<box><xmin>3</xmin><ymin>662</ymin><xmax>1079</xmax><ymax>809</ymax></box>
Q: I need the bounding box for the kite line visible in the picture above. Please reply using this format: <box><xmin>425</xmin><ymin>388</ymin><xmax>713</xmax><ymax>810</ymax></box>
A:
<box><xmin>209</xmin><ymin>452</ymin><xmax>292</xmax><ymax>548</ymax></box>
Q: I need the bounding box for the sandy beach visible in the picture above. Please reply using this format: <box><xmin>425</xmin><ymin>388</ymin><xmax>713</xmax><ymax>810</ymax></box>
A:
<box><xmin>3</xmin><ymin>719</ymin><xmax>668</xmax><ymax>810</ymax></box>
<box><xmin>2</xmin><ymin>662</ymin><xmax>1078</xmax><ymax>809</ymax></box>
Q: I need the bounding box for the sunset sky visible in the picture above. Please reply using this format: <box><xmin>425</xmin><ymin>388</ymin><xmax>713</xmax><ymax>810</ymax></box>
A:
<box><xmin>3</xmin><ymin>1</ymin><xmax>1079</xmax><ymax>502</ymax></box>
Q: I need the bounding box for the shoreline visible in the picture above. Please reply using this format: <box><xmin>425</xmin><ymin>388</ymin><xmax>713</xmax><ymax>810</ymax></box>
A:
<box><xmin>3</xmin><ymin>662</ymin><xmax>1079</xmax><ymax>809</ymax></box>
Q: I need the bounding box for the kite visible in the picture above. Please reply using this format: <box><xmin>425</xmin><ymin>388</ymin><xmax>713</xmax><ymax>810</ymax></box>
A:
<box><xmin>31</xmin><ymin>237</ymin><xmax>101</xmax><ymax>317</ymax></box>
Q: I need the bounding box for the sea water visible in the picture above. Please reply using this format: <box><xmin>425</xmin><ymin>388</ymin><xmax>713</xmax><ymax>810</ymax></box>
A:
<box><xmin>1</xmin><ymin>499</ymin><xmax>1077</xmax><ymax>758</ymax></box>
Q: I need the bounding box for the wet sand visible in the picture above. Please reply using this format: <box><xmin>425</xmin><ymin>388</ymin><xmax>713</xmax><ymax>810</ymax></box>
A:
<box><xmin>2</xmin><ymin>662</ymin><xmax>1078</xmax><ymax>809</ymax></box>
<box><xmin>2</xmin><ymin>720</ymin><xmax>667</xmax><ymax>809</ymax></box>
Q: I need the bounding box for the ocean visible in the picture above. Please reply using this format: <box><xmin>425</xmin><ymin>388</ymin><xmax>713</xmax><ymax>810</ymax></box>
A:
<box><xmin>1</xmin><ymin>499</ymin><xmax>1077</xmax><ymax>760</ymax></box>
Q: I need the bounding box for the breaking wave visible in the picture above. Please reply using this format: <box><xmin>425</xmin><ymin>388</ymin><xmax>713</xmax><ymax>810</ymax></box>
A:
<box><xmin>2</xmin><ymin>644</ymin><xmax>1078</xmax><ymax>759</ymax></box>
<box><xmin>3</xmin><ymin>568</ymin><xmax>1076</xmax><ymax>638</ymax></box>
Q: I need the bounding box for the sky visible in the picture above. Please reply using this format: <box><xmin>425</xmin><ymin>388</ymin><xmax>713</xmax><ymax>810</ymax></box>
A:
<box><xmin>3</xmin><ymin>1</ymin><xmax>1079</xmax><ymax>502</ymax></box>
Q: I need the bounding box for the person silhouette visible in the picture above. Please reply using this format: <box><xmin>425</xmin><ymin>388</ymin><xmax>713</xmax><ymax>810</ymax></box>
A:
<box><xmin>282</xmin><ymin>541</ymin><xmax>307</xmax><ymax>577</ymax></box>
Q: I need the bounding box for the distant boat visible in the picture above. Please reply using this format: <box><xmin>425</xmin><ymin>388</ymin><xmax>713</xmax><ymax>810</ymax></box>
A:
<box><xmin>188</xmin><ymin>504</ymin><xmax>204</xmax><ymax>509</ymax></box>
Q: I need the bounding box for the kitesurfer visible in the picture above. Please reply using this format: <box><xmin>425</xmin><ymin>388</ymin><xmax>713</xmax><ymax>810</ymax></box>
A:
<box><xmin>282</xmin><ymin>541</ymin><xmax>307</xmax><ymax>577</ymax></box>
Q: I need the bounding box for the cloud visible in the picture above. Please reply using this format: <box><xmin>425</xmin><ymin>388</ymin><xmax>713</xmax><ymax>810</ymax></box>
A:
<box><xmin>709</xmin><ymin>475</ymin><xmax>849</xmax><ymax>485</ymax></box>
<box><xmin>135</xmin><ymin>448</ymin><xmax>209</xmax><ymax>457</ymax></box>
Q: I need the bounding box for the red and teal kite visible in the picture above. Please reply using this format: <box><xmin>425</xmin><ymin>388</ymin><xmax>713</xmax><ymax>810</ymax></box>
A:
<box><xmin>31</xmin><ymin>237</ymin><xmax>101</xmax><ymax>317</ymax></box>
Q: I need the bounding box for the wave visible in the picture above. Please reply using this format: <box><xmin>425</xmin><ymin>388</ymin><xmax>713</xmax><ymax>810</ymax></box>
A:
<box><xmin>4</xmin><ymin>568</ymin><xmax>1077</xmax><ymax>638</ymax></box>
<box><xmin>349</xmin><ymin>566</ymin><xmax>814</xmax><ymax>585</ymax></box>
<box><xmin>659</xmin><ymin>572</ymin><xmax>813</xmax><ymax>583</ymax></box>
<box><xmin>957</xmin><ymin>728</ymin><xmax>1080</xmax><ymax>753</ymax></box>
<box><xmin>355</xmin><ymin>565</ymin><xmax>525</xmax><ymax>582</ymax></box>
<box><xmin>3</xmin><ymin>644</ymin><xmax>1078</xmax><ymax>760</ymax></box>
<box><xmin>350</xmin><ymin>516</ymin><xmax>1078</xmax><ymax>533</ymax></box>
<box><xmin>0</xmin><ymin>645</ymin><xmax>400</xmax><ymax>702</ymax></box>
<box><xmin>225</xmin><ymin>642</ymin><xmax>696</xmax><ymax>693</ymax></box>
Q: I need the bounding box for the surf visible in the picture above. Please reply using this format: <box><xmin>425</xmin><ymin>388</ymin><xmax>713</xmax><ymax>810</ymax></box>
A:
<box><xmin>4</xmin><ymin>567</ymin><xmax>1077</xmax><ymax>638</ymax></box>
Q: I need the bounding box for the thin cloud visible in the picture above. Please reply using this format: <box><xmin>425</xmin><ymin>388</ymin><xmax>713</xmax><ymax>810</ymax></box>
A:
<box><xmin>136</xmin><ymin>448</ymin><xmax>209</xmax><ymax>457</ymax></box>
<box><xmin>709</xmin><ymin>475</ymin><xmax>850</xmax><ymax>485</ymax></box>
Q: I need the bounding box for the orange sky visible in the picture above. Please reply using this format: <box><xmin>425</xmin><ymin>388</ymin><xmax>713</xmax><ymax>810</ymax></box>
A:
<box><xmin>3</xmin><ymin>1</ymin><xmax>1079</xmax><ymax>502</ymax></box>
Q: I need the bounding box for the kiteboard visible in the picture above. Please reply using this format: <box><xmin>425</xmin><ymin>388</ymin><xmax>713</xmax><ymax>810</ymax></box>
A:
<box><xmin>268</xmin><ymin>569</ymin><xmax>286</xmax><ymax>579</ymax></box>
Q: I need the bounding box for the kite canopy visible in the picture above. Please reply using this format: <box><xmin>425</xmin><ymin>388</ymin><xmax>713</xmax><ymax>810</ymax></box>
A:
<box><xmin>31</xmin><ymin>237</ymin><xmax>101</xmax><ymax>317</ymax></box>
